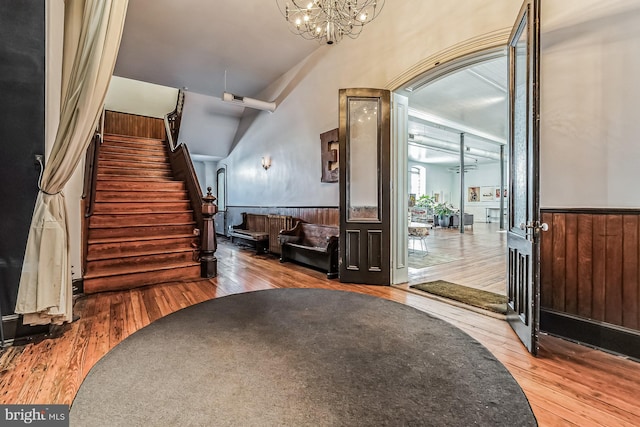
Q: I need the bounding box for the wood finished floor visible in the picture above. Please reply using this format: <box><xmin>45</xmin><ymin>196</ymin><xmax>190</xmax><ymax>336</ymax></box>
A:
<box><xmin>1</xmin><ymin>237</ymin><xmax>639</xmax><ymax>426</ymax></box>
<box><xmin>408</xmin><ymin>222</ymin><xmax>507</xmax><ymax>295</ymax></box>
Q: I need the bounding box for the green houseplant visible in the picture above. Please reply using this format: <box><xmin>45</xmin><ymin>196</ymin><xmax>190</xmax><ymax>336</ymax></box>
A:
<box><xmin>415</xmin><ymin>194</ymin><xmax>436</xmax><ymax>209</ymax></box>
<box><xmin>434</xmin><ymin>202</ymin><xmax>454</xmax><ymax>227</ymax></box>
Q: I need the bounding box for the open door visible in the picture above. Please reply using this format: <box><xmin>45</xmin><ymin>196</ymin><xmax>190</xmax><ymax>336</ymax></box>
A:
<box><xmin>339</xmin><ymin>88</ymin><xmax>391</xmax><ymax>285</ymax></box>
<box><xmin>507</xmin><ymin>0</ymin><xmax>546</xmax><ymax>355</ymax></box>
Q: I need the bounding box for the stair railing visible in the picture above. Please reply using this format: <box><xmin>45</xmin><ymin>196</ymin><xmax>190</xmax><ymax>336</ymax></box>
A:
<box><xmin>81</xmin><ymin>107</ymin><xmax>104</xmax><ymax>277</ymax></box>
<box><xmin>82</xmin><ymin>107</ymin><xmax>104</xmax><ymax>218</ymax></box>
<box><xmin>164</xmin><ymin>90</ymin><xmax>204</xmax><ymax>233</ymax></box>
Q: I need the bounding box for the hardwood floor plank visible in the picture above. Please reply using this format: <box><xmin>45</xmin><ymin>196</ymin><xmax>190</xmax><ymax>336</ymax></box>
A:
<box><xmin>0</xmin><ymin>237</ymin><xmax>638</xmax><ymax>427</ymax></box>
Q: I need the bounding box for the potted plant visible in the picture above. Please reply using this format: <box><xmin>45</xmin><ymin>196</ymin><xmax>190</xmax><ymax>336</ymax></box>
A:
<box><xmin>434</xmin><ymin>202</ymin><xmax>454</xmax><ymax>228</ymax></box>
<box><xmin>415</xmin><ymin>194</ymin><xmax>435</xmax><ymax>210</ymax></box>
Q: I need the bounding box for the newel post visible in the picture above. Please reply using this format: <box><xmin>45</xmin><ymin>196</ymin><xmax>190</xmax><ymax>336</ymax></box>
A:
<box><xmin>201</xmin><ymin>187</ymin><xmax>218</xmax><ymax>278</ymax></box>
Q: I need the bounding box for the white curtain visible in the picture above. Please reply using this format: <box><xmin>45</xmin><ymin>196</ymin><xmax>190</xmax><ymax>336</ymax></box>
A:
<box><xmin>15</xmin><ymin>0</ymin><xmax>128</xmax><ymax>326</ymax></box>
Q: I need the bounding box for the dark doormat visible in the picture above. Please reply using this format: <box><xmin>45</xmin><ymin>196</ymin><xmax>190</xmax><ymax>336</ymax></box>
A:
<box><xmin>410</xmin><ymin>280</ymin><xmax>508</xmax><ymax>314</ymax></box>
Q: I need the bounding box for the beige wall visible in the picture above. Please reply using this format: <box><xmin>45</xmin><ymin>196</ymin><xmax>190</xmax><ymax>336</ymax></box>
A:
<box><xmin>60</xmin><ymin>0</ymin><xmax>640</xmax><ymax>278</ymax></box>
<box><xmin>221</xmin><ymin>0</ymin><xmax>521</xmax><ymax>207</ymax></box>
<box><xmin>105</xmin><ymin>76</ymin><xmax>178</xmax><ymax>118</ymax></box>
<box><xmin>221</xmin><ymin>0</ymin><xmax>640</xmax><ymax>210</ymax></box>
<box><xmin>540</xmin><ymin>0</ymin><xmax>640</xmax><ymax>207</ymax></box>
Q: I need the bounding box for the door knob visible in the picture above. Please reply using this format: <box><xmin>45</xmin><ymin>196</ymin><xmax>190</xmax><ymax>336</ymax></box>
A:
<box><xmin>519</xmin><ymin>221</ymin><xmax>549</xmax><ymax>234</ymax></box>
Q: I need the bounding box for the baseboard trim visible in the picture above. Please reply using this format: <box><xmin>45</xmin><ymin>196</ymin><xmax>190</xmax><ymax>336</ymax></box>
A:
<box><xmin>540</xmin><ymin>308</ymin><xmax>640</xmax><ymax>361</ymax></box>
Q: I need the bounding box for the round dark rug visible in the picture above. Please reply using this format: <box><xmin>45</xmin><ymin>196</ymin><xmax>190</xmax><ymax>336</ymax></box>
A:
<box><xmin>71</xmin><ymin>288</ymin><xmax>536</xmax><ymax>426</ymax></box>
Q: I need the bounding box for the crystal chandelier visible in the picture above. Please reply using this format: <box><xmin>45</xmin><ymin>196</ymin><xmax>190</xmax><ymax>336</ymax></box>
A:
<box><xmin>276</xmin><ymin>0</ymin><xmax>385</xmax><ymax>45</ymax></box>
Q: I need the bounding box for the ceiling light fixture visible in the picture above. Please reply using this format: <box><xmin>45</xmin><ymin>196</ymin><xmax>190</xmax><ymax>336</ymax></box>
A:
<box><xmin>276</xmin><ymin>0</ymin><xmax>385</xmax><ymax>45</ymax></box>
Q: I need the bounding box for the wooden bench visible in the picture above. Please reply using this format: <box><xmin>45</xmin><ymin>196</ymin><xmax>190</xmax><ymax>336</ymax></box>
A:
<box><xmin>229</xmin><ymin>213</ymin><xmax>269</xmax><ymax>253</ymax></box>
<box><xmin>279</xmin><ymin>222</ymin><xmax>339</xmax><ymax>279</ymax></box>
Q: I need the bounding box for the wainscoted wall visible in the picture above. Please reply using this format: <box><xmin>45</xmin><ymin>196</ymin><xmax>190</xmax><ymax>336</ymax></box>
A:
<box><xmin>540</xmin><ymin>209</ymin><xmax>640</xmax><ymax>358</ymax></box>
<box><xmin>224</xmin><ymin>206</ymin><xmax>339</xmax><ymax>235</ymax></box>
<box><xmin>104</xmin><ymin>111</ymin><xmax>165</xmax><ymax>139</ymax></box>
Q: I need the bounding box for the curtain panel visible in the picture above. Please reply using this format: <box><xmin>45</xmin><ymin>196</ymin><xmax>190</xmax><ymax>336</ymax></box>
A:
<box><xmin>15</xmin><ymin>0</ymin><xmax>128</xmax><ymax>325</ymax></box>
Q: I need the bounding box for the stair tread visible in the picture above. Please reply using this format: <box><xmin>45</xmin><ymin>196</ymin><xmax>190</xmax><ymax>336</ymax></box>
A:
<box><xmin>83</xmin><ymin>264</ymin><xmax>201</xmax><ymax>294</ymax></box>
<box><xmin>98</xmin><ymin>150</ymin><xmax>168</xmax><ymax>161</ymax></box>
<box><xmin>89</xmin><ymin>221</ymin><xmax>196</xmax><ymax>229</ymax></box>
<box><xmin>101</xmin><ymin>143</ymin><xmax>166</xmax><ymax>150</ymax></box>
<box><xmin>99</xmin><ymin>161</ymin><xmax>171</xmax><ymax>168</ymax></box>
<box><xmin>88</xmin><ymin>233</ymin><xmax>198</xmax><ymax>244</ymax></box>
<box><xmin>86</xmin><ymin>131</ymin><xmax>201</xmax><ymax>294</ymax></box>
<box><xmin>83</xmin><ymin>260</ymin><xmax>199</xmax><ymax>280</ymax></box>
<box><xmin>104</xmin><ymin>132</ymin><xmax>164</xmax><ymax>141</ymax></box>
<box><xmin>97</xmin><ymin>176</ymin><xmax>176</xmax><ymax>182</ymax></box>
<box><xmin>91</xmin><ymin>209</ymin><xmax>193</xmax><ymax>214</ymax></box>
<box><xmin>96</xmin><ymin>181</ymin><xmax>183</xmax><ymax>186</ymax></box>
<box><xmin>86</xmin><ymin>248</ymin><xmax>196</xmax><ymax>264</ymax></box>
<box><xmin>86</xmin><ymin>246</ymin><xmax>196</xmax><ymax>261</ymax></box>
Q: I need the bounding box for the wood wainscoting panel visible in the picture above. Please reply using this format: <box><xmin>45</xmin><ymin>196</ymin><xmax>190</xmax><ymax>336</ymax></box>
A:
<box><xmin>540</xmin><ymin>209</ymin><xmax>640</xmax><ymax>332</ymax></box>
<box><xmin>104</xmin><ymin>111</ymin><xmax>166</xmax><ymax>140</ymax></box>
<box><xmin>227</xmin><ymin>207</ymin><xmax>339</xmax><ymax>230</ymax></box>
<box><xmin>623</xmin><ymin>215</ymin><xmax>639</xmax><ymax>329</ymax></box>
<box><xmin>268</xmin><ymin>215</ymin><xmax>293</xmax><ymax>255</ymax></box>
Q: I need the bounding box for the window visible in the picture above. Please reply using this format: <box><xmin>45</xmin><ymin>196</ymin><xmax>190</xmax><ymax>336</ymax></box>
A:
<box><xmin>410</xmin><ymin>166</ymin><xmax>425</xmax><ymax>198</ymax></box>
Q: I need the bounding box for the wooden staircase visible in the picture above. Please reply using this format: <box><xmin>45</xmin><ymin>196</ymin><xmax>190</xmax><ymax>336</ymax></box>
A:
<box><xmin>83</xmin><ymin>133</ymin><xmax>201</xmax><ymax>294</ymax></box>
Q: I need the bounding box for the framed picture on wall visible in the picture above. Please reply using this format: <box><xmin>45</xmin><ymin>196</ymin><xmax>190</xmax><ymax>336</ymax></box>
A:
<box><xmin>480</xmin><ymin>186</ymin><xmax>494</xmax><ymax>202</ymax></box>
<box><xmin>468</xmin><ymin>186</ymin><xmax>480</xmax><ymax>202</ymax></box>
<box><xmin>495</xmin><ymin>187</ymin><xmax>508</xmax><ymax>200</ymax></box>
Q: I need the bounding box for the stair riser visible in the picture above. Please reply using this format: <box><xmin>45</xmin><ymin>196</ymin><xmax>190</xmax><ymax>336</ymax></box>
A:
<box><xmin>100</xmin><ymin>145</ymin><xmax>167</xmax><ymax>156</ymax></box>
<box><xmin>96</xmin><ymin>175</ymin><xmax>175</xmax><ymax>183</ymax></box>
<box><xmin>95</xmin><ymin>190</ymin><xmax>188</xmax><ymax>202</ymax></box>
<box><xmin>87</xmin><ymin>237</ymin><xmax>198</xmax><ymax>260</ymax></box>
<box><xmin>98</xmin><ymin>168</ymin><xmax>172</xmax><ymax>178</ymax></box>
<box><xmin>95</xmin><ymin>181</ymin><xmax>185</xmax><ymax>191</ymax></box>
<box><xmin>88</xmin><ymin>224</ymin><xmax>196</xmax><ymax>240</ymax></box>
<box><xmin>84</xmin><ymin>265</ymin><xmax>201</xmax><ymax>294</ymax></box>
<box><xmin>103</xmin><ymin>134</ymin><xmax>165</xmax><ymax>145</ymax></box>
<box><xmin>99</xmin><ymin>160</ymin><xmax>172</xmax><ymax>170</ymax></box>
<box><xmin>86</xmin><ymin>133</ymin><xmax>201</xmax><ymax>294</ymax></box>
<box><xmin>85</xmin><ymin>251</ymin><xmax>196</xmax><ymax>275</ymax></box>
<box><xmin>98</xmin><ymin>152</ymin><xmax>169</xmax><ymax>163</ymax></box>
<box><xmin>102</xmin><ymin>140</ymin><xmax>167</xmax><ymax>150</ymax></box>
<box><xmin>90</xmin><ymin>213</ymin><xmax>194</xmax><ymax>227</ymax></box>
<box><xmin>93</xmin><ymin>202</ymin><xmax>192</xmax><ymax>213</ymax></box>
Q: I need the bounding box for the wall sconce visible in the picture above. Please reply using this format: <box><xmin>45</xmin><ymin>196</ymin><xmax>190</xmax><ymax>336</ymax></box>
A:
<box><xmin>261</xmin><ymin>156</ymin><xmax>271</xmax><ymax>170</ymax></box>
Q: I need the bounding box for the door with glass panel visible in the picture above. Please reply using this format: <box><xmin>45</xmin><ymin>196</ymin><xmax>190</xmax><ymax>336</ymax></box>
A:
<box><xmin>507</xmin><ymin>0</ymin><xmax>546</xmax><ymax>355</ymax></box>
<box><xmin>339</xmin><ymin>89</ymin><xmax>391</xmax><ymax>285</ymax></box>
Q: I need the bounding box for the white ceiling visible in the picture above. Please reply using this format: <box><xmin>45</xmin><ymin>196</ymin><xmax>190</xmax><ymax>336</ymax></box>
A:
<box><xmin>405</xmin><ymin>55</ymin><xmax>508</xmax><ymax>166</ymax></box>
<box><xmin>113</xmin><ymin>1</ymin><xmax>508</xmax><ymax>164</ymax></box>
<box><xmin>114</xmin><ymin>0</ymin><xmax>320</xmax><ymax>99</ymax></box>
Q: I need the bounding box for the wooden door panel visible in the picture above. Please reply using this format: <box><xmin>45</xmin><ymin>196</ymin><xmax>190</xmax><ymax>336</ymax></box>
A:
<box><xmin>507</xmin><ymin>0</ymin><xmax>541</xmax><ymax>355</ymax></box>
<box><xmin>367</xmin><ymin>231</ymin><xmax>383</xmax><ymax>272</ymax></box>
<box><xmin>345</xmin><ymin>230</ymin><xmax>361</xmax><ymax>270</ymax></box>
<box><xmin>339</xmin><ymin>88</ymin><xmax>391</xmax><ymax>285</ymax></box>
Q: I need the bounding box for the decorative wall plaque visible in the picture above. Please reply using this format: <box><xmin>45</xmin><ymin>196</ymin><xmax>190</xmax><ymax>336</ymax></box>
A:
<box><xmin>320</xmin><ymin>128</ymin><xmax>339</xmax><ymax>183</ymax></box>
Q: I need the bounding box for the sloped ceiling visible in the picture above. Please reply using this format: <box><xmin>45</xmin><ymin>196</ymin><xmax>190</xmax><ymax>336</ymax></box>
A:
<box><xmin>113</xmin><ymin>0</ymin><xmax>320</xmax><ymax>158</ymax></box>
<box><xmin>113</xmin><ymin>1</ymin><xmax>507</xmax><ymax>162</ymax></box>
